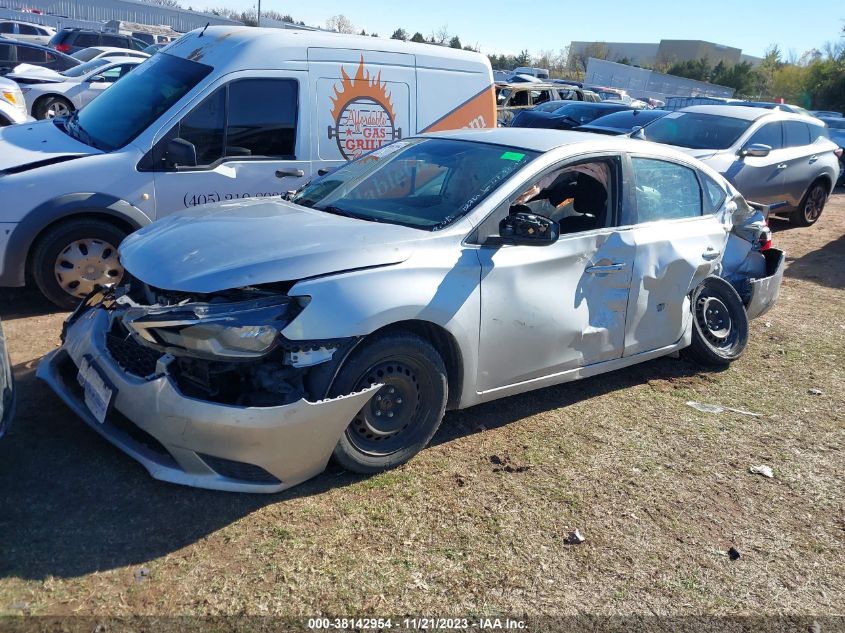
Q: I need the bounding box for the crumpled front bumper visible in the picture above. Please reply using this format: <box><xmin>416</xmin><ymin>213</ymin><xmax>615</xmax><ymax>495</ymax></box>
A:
<box><xmin>37</xmin><ymin>308</ymin><xmax>379</xmax><ymax>493</ymax></box>
<box><xmin>745</xmin><ymin>248</ymin><xmax>785</xmax><ymax>321</ymax></box>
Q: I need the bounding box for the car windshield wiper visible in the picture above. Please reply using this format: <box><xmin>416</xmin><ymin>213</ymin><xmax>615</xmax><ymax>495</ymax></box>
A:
<box><xmin>64</xmin><ymin>111</ymin><xmax>107</xmax><ymax>150</ymax></box>
<box><xmin>316</xmin><ymin>205</ymin><xmax>383</xmax><ymax>223</ymax></box>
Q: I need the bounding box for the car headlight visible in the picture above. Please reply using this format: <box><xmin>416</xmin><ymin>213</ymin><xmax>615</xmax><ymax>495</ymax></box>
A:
<box><xmin>122</xmin><ymin>295</ymin><xmax>299</xmax><ymax>360</ymax></box>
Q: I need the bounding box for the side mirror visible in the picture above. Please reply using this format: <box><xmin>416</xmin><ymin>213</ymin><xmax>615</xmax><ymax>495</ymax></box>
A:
<box><xmin>90</xmin><ymin>74</ymin><xmax>106</xmax><ymax>83</ymax></box>
<box><xmin>499</xmin><ymin>211</ymin><xmax>559</xmax><ymax>245</ymax></box>
<box><xmin>739</xmin><ymin>143</ymin><xmax>771</xmax><ymax>158</ymax></box>
<box><xmin>164</xmin><ymin>137</ymin><xmax>197</xmax><ymax>168</ymax></box>
<box><xmin>629</xmin><ymin>126</ymin><xmax>644</xmax><ymax>139</ymax></box>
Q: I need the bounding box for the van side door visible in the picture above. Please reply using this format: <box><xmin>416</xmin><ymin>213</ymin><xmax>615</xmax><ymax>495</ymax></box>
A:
<box><xmin>145</xmin><ymin>71</ymin><xmax>309</xmax><ymax>218</ymax></box>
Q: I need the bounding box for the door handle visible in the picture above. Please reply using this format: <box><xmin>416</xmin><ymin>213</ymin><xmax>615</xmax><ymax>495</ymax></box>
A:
<box><xmin>276</xmin><ymin>168</ymin><xmax>305</xmax><ymax>179</ymax></box>
<box><xmin>585</xmin><ymin>263</ymin><xmax>626</xmax><ymax>274</ymax></box>
<box><xmin>776</xmin><ymin>163</ymin><xmax>788</xmax><ymax>170</ymax></box>
<box><xmin>701</xmin><ymin>248</ymin><xmax>722</xmax><ymax>261</ymax></box>
<box><xmin>809</xmin><ymin>155</ymin><xmax>818</xmax><ymax>164</ymax></box>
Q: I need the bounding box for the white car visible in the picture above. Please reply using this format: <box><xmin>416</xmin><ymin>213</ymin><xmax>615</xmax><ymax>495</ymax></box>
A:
<box><xmin>0</xmin><ymin>76</ymin><xmax>32</xmax><ymax>125</ymax></box>
<box><xmin>71</xmin><ymin>46</ymin><xmax>150</xmax><ymax>63</ymax></box>
<box><xmin>8</xmin><ymin>56</ymin><xmax>141</xmax><ymax>119</ymax></box>
<box><xmin>0</xmin><ymin>20</ymin><xmax>55</xmax><ymax>45</ymax></box>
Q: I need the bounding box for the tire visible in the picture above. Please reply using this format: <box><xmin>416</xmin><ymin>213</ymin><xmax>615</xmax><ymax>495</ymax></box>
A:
<box><xmin>330</xmin><ymin>332</ymin><xmax>448</xmax><ymax>474</ymax></box>
<box><xmin>34</xmin><ymin>95</ymin><xmax>73</xmax><ymax>120</ymax></box>
<box><xmin>681</xmin><ymin>276</ymin><xmax>749</xmax><ymax>367</ymax></box>
<box><xmin>790</xmin><ymin>181</ymin><xmax>827</xmax><ymax>227</ymax></box>
<box><xmin>31</xmin><ymin>218</ymin><xmax>127</xmax><ymax>309</ymax></box>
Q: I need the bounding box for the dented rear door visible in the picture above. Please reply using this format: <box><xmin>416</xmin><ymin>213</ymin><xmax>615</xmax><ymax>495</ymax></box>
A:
<box><xmin>623</xmin><ymin>156</ymin><xmax>728</xmax><ymax>357</ymax></box>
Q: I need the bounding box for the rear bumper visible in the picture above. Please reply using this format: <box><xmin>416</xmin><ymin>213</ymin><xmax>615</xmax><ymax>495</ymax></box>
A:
<box><xmin>37</xmin><ymin>308</ymin><xmax>379</xmax><ymax>493</ymax></box>
<box><xmin>746</xmin><ymin>248</ymin><xmax>785</xmax><ymax>321</ymax></box>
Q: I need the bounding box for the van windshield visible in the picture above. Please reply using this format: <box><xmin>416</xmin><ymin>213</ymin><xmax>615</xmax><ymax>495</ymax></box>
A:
<box><xmin>67</xmin><ymin>53</ymin><xmax>212</xmax><ymax>151</ymax></box>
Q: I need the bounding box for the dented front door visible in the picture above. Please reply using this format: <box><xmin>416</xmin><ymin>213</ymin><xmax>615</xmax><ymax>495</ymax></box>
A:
<box><xmin>476</xmin><ymin>229</ymin><xmax>635</xmax><ymax>392</ymax></box>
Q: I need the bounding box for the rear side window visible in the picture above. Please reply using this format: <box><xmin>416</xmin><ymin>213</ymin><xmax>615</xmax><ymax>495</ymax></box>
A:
<box><xmin>701</xmin><ymin>174</ymin><xmax>727</xmax><ymax>213</ymax></box>
<box><xmin>74</xmin><ymin>33</ymin><xmax>99</xmax><ymax>48</ymax></box>
<box><xmin>809</xmin><ymin>124</ymin><xmax>829</xmax><ymax>141</ymax></box>
<box><xmin>0</xmin><ymin>44</ymin><xmax>11</xmax><ymax>61</ymax></box>
<box><xmin>101</xmin><ymin>34</ymin><xmax>126</xmax><ymax>47</ymax></box>
<box><xmin>631</xmin><ymin>157</ymin><xmax>702</xmax><ymax>222</ymax></box>
<box><xmin>18</xmin><ymin>24</ymin><xmax>38</xmax><ymax>35</ymax></box>
<box><xmin>746</xmin><ymin>121</ymin><xmax>783</xmax><ymax>149</ymax></box>
<box><xmin>530</xmin><ymin>90</ymin><xmax>553</xmax><ymax>105</ymax></box>
<box><xmin>783</xmin><ymin>121</ymin><xmax>811</xmax><ymax>147</ymax></box>
<box><xmin>16</xmin><ymin>46</ymin><xmax>48</xmax><ymax>63</ymax></box>
<box><xmin>0</xmin><ymin>23</ymin><xmax>14</xmax><ymax>34</ymax></box>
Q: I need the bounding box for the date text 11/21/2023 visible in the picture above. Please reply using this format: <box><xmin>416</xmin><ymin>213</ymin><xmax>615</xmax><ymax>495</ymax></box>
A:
<box><xmin>183</xmin><ymin>190</ymin><xmax>286</xmax><ymax>208</ymax></box>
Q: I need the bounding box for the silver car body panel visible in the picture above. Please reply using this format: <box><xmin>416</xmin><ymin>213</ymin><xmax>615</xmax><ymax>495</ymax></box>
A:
<box><xmin>37</xmin><ymin>308</ymin><xmax>380</xmax><ymax>493</ymax></box>
<box><xmin>40</xmin><ymin>130</ymin><xmax>784</xmax><ymax>491</ymax></box>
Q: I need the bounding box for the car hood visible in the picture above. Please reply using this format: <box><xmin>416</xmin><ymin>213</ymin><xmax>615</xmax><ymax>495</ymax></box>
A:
<box><xmin>119</xmin><ymin>199</ymin><xmax>426</xmax><ymax>293</ymax></box>
<box><xmin>8</xmin><ymin>64</ymin><xmax>68</xmax><ymax>82</ymax></box>
<box><xmin>0</xmin><ymin>119</ymin><xmax>98</xmax><ymax>172</ymax></box>
<box><xmin>672</xmin><ymin>147</ymin><xmax>720</xmax><ymax>161</ymax></box>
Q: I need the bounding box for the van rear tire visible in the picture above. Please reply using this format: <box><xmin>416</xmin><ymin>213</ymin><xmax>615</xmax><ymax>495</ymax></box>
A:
<box><xmin>31</xmin><ymin>219</ymin><xmax>127</xmax><ymax>310</ymax></box>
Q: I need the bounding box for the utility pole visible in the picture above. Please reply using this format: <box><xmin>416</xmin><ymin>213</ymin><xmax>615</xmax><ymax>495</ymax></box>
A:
<box><xmin>256</xmin><ymin>0</ymin><xmax>261</xmax><ymax>27</ymax></box>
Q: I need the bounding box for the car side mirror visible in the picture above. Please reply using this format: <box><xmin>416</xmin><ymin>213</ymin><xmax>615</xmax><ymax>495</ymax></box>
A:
<box><xmin>739</xmin><ymin>143</ymin><xmax>771</xmax><ymax>158</ymax></box>
<box><xmin>629</xmin><ymin>126</ymin><xmax>644</xmax><ymax>139</ymax></box>
<box><xmin>499</xmin><ymin>211</ymin><xmax>559</xmax><ymax>245</ymax></box>
<box><xmin>164</xmin><ymin>137</ymin><xmax>197</xmax><ymax>168</ymax></box>
<box><xmin>90</xmin><ymin>74</ymin><xmax>106</xmax><ymax>83</ymax></box>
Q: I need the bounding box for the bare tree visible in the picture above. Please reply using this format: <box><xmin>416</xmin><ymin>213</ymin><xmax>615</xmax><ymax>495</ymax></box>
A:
<box><xmin>326</xmin><ymin>14</ymin><xmax>355</xmax><ymax>34</ymax></box>
<box><xmin>429</xmin><ymin>24</ymin><xmax>450</xmax><ymax>46</ymax></box>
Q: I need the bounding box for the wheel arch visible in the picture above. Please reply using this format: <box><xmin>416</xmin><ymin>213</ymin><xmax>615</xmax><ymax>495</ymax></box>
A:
<box><xmin>32</xmin><ymin>92</ymin><xmax>74</xmax><ymax>117</ymax></box>
<box><xmin>0</xmin><ymin>193</ymin><xmax>151</xmax><ymax>287</ymax></box>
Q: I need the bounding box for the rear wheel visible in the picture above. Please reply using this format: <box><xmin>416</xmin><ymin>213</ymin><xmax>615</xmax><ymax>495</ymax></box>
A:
<box><xmin>682</xmin><ymin>277</ymin><xmax>749</xmax><ymax>367</ymax></box>
<box><xmin>790</xmin><ymin>181</ymin><xmax>827</xmax><ymax>227</ymax></box>
<box><xmin>31</xmin><ymin>219</ymin><xmax>127</xmax><ymax>309</ymax></box>
<box><xmin>35</xmin><ymin>95</ymin><xmax>73</xmax><ymax>120</ymax></box>
<box><xmin>330</xmin><ymin>332</ymin><xmax>448</xmax><ymax>474</ymax></box>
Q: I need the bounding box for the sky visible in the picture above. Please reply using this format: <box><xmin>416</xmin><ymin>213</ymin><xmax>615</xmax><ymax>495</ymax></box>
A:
<box><xmin>194</xmin><ymin>0</ymin><xmax>844</xmax><ymax>59</ymax></box>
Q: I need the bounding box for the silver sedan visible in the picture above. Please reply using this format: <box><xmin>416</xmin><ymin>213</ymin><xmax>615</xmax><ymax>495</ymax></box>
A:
<box><xmin>39</xmin><ymin>130</ymin><xmax>784</xmax><ymax>492</ymax></box>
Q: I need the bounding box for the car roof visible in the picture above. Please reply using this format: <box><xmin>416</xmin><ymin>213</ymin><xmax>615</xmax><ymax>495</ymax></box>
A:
<box><xmin>424</xmin><ymin>127</ymin><xmax>658</xmax><ymax>153</ymax></box>
<box><xmin>680</xmin><ymin>104</ymin><xmax>823</xmax><ymax>123</ymax></box>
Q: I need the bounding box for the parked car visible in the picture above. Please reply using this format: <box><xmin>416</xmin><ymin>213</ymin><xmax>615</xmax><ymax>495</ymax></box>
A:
<box><xmin>0</xmin><ymin>20</ymin><xmax>55</xmax><ymax>45</ymax></box>
<box><xmin>47</xmin><ymin>28</ymin><xmax>147</xmax><ymax>55</ymax></box>
<box><xmin>9</xmin><ymin>55</ymin><xmax>142</xmax><ymax>119</ymax></box>
<box><xmin>0</xmin><ymin>76</ymin><xmax>31</xmax><ymax>125</ymax></box>
<box><xmin>142</xmin><ymin>43</ymin><xmax>166</xmax><ymax>55</ymax></box>
<box><xmin>737</xmin><ymin>101</ymin><xmax>816</xmax><ymax>118</ymax></box>
<box><xmin>819</xmin><ymin>117</ymin><xmax>845</xmax><ymax>185</ymax></box>
<box><xmin>551</xmin><ymin>79</ymin><xmax>583</xmax><ymax>88</ymax></box>
<box><xmin>513</xmin><ymin>66</ymin><xmax>549</xmax><ymax>79</ymax></box>
<box><xmin>37</xmin><ymin>129</ymin><xmax>784</xmax><ymax>492</ymax></box>
<box><xmin>0</xmin><ymin>318</ymin><xmax>13</xmax><ymax>440</ymax></box>
<box><xmin>585</xmin><ymin>85</ymin><xmax>633</xmax><ymax>104</ymax></box>
<box><xmin>511</xmin><ymin>101</ymin><xmax>632</xmax><ymax>130</ymax></box>
<box><xmin>0</xmin><ymin>37</ymin><xmax>79</xmax><ymax>75</ymax></box>
<box><xmin>496</xmin><ymin>82</ymin><xmax>566</xmax><ymax>125</ymax></box>
<box><xmin>71</xmin><ymin>46</ymin><xmax>150</xmax><ymax>62</ymax></box>
<box><xmin>0</xmin><ymin>27</ymin><xmax>497</xmax><ymax>307</ymax></box>
<box><xmin>575</xmin><ymin>108</ymin><xmax>669</xmax><ymax>135</ymax></box>
<box><xmin>811</xmin><ymin>110</ymin><xmax>842</xmax><ymax>118</ymax></box>
<box><xmin>638</xmin><ymin>105</ymin><xmax>840</xmax><ymax>225</ymax></box>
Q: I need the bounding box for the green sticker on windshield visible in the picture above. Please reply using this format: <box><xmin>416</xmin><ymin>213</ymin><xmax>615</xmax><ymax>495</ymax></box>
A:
<box><xmin>500</xmin><ymin>151</ymin><xmax>526</xmax><ymax>161</ymax></box>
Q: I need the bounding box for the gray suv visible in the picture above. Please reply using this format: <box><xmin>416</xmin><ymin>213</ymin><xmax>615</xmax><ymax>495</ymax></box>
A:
<box><xmin>640</xmin><ymin>105</ymin><xmax>840</xmax><ymax>226</ymax></box>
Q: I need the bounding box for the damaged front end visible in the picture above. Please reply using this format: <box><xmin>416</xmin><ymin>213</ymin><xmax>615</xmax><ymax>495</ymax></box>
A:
<box><xmin>721</xmin><ymin>195</ymin><xmax>786</xmax><ymax>320</ymax></box>
<box><xmin>38</xmin><ymin>281</ymin><xmax>379</xmax><ymax>493</ymax></box>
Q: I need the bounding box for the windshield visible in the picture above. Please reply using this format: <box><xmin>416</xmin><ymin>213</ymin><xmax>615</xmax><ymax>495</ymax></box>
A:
<box><xmin>292</xmin><ymin>138</ymin><xmax>539</xmax><ymax>230</ymax></box>
<box><xmin>61</xmin><ymin>58</ymin><xmax>109</xmax><ymax>78</ymax></box>
<box><xmin>71</xmin><ymin>53</ymin><xmax>212</xmax><ymax>151</ymax></box>
<box><xmin>825</xmin><ymin>118</ymin><xmax>845</xmax><ymax>130</ymax></box>
<box><xmin>641</xmin><ymin>112</ymin><xmax>753</xmax><ymax>150</ymax></box>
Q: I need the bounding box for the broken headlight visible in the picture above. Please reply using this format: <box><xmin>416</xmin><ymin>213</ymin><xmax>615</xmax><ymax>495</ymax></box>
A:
<box><xmin>122</xmin><ymin>295</ymin><xmax>298</xmax><ymax>360</ymax></box>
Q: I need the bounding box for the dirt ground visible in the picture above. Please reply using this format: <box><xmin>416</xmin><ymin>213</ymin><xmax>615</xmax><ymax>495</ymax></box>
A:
<box><xmin>0</xmin><ymin>193</ymin><xmax>843</xmax><ymax>619</ymax></box>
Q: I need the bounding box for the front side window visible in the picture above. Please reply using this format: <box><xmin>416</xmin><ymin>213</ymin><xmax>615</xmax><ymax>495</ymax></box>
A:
<box><xmin>746</xmin><ymin>122</ymin><xmax>783</xmax><ymax>149</ymax></box>
<box><xmin>631</xmin><ymin>158</ymin><xmax>702</xmax><ymax>223</ymax></box>
<box><xmin>74</xmin><ymin>33</ymin><xmax>99</xmax><ymax>48</ymax></box>
<box><xmin>531</xmin><ymin>90</ymin><xmax>552</xmax><ymax>105</ymax></box>
<box><xmin>166</xmin><ymin>78</ymin><xmax>298</xmax><ymax>167</ymax></box>
<box><xmin>18</xmin><ymin>24</ymin><xmax>38</xmax><ymax>35</ymax></box>
<box><xmin>16</xmin><ymin>46</ymin><xmax>47</xmax><ymax>63</ymax></box>
<box><xmin>783</xmin><ymin>121</ymin><xmax>811</xmax><ymax>148</ymax></box>
<box><xmin>0</xmin><ymin>44</ymin><xmax>11</xmax><ymax>61</ymax></box>
<box><xmin>642</xmin><ymin>112</ymin><xmax>752</xmax><ymax>150</ymax></box>
<box><xmin>292</xmin><ymin>138</ymin><xmax>538</xmax><ymax>230</ymax></box>
<box><xmin>62</xmin><ymin>57</ymin><xmax>109</xmax><ymax>78</ymax></box>
<box><xmin>0</xmin><ymin>23</ymin><xmax>14</xmax><ymax>34</ymax></box>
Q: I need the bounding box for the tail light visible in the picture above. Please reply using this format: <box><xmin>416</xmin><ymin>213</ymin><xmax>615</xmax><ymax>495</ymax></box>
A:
<box><xmin>835</xmin><ymin>148</ymin><xmax>843</xmax><ymax>158</ymax></box>
<box><xmin>758</xmin><ymin>226</ymin><xmax>772</xmax><ymax>251</ymax></box>
<box><xmin>54</xmin><ymin>43</ymin><xmax>71</xmax><ymax>53</ymax></box>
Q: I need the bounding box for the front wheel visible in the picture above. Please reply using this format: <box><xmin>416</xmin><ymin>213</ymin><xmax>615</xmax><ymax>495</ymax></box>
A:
<box><xmin>31</xmin><ymin>219</ymin><xmax>127</xmax><ymax>309</ymax></box>
<box><xmin>330</xmin><ymin>332</ymin><xmax>448</xmax><ymax>474</ymax></box>
<box><xmin>682</xmin><ymin>276</ymin><xmax>749</xmax><ymax>367</ymax></box>
<box><xmin>35</xmin><ymin>95</ymin><xmax>73</xmax><ymax>120</ymax></box>
<box><xmin>791</xmin><ymin>182</ymin><xmax>827</xmax><ymax>227</ymax></box>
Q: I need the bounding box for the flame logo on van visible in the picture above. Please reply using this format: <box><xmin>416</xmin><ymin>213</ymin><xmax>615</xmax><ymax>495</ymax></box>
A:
<box><xmin>328</xmin><ymin>57</ymin><xmax>402</xmax><ymax>160</ymax></box>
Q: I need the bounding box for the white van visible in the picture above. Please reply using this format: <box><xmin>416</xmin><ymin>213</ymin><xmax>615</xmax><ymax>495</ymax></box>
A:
<box><xmin>0</xmin><ymin>26</ymin><xmax>496</xmax><ymax>306</ymax></box>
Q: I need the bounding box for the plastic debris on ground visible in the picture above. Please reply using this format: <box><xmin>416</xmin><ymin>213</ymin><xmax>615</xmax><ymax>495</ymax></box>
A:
<box><xmin>686</xmin><ymin>401</ymin><xmax>762</xmax><ymax>417</ymax></box>
<box><xmin>564</xmin><ymin>528</ymin><xmax>585</xmax><ymax>545</ymax></box>
<box><xmin>749</xmin><ymin>464</ymin><xmax>774</xmax><ymax>478</ymax></box>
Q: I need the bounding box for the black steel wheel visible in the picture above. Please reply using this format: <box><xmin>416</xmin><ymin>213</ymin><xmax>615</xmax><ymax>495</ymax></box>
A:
<box><xmin>331</xmin><ymin>332</ymin><xmax>447</xmax><ymax>474</ymax></box>
<box><xmin>682</xmin><ymin>276</ymin><xmax>749</xmax><ymax>367</ymax></box>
